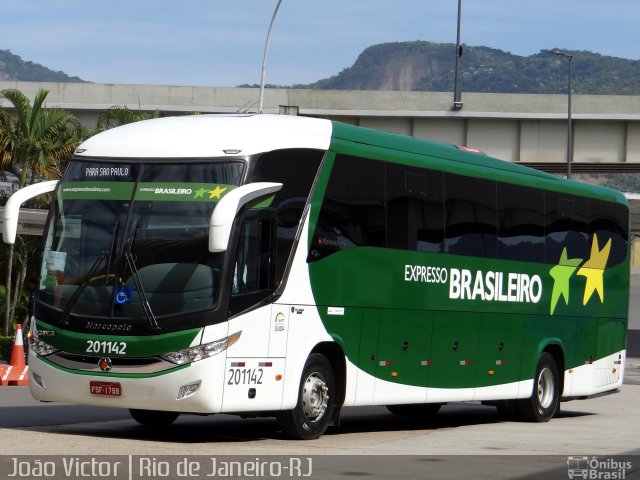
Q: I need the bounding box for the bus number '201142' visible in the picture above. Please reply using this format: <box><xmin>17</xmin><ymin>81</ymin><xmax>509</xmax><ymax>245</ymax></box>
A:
<box><xmin>86</xmin><ymin>340</ymin><xmax>127</xmax><ymax>355</ymax></box>
<box><xmin>227</xmin><ymin>368</ymin><xmax>263</xmax><ymax>386</ymax></box>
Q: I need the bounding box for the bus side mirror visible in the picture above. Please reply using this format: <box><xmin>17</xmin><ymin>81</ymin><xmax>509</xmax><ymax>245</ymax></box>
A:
<box><xmin>209</xmin><ymin>182</ymin><xmax>282</xmax><ymax>253</ymax></box>
<box><xmin>2</xmin><ymin>180</ymin><xmax>59</xmax><ymax>244</ymax></box>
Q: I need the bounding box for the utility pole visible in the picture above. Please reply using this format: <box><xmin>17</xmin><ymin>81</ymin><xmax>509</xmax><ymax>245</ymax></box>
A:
<box><xmin>553</xmin><ymin>50</ymin><xmax>573</xmax><ymax>179</ymax></box>
<box><xmin>453</xmin><ymin>0</ymin><xmax>463</xmax><ymax>110</ymax></box>
<box><xmin>258</xmin><ymin>0</ymin><xmax>284</xmax><ymax>114</ymax></box>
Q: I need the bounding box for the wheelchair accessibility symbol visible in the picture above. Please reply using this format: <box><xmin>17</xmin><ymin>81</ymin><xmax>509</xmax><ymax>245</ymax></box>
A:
<box><xmin>114</xmin><ymin>285</ymin><xmax>132</xmax><ymax>305</ymax></box>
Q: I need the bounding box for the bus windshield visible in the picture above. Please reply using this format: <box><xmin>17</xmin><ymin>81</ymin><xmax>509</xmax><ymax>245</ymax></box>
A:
<box><xmin>38</xmin><ymin>159</ymin><xmax>244</xmax><ymax>327</ymax></box>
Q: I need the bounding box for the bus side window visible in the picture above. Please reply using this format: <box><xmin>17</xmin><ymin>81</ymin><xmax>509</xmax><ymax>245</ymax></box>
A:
<box><xmin>250</xmin><ymin>148</ymin><xmax>325</xmax><ymax>284</ymax></box>
<box><xmin>444</xmin><ymin>173</ymin><xmax>497</xmax><ymax>258</ymax></box>
<box><xmin>497</xmin><ymin>183</ymin><xmax>545</xmax><ymax>263</ymax></box>
<box><xmin>588</xmin><ymin>199</ymin><xmax>628</xmax><ymax>267</ymax></box>
<box><xmin>546</xmin><ymin>193</ymin><xmax>588</xmax><ymax>263</ymax></box>
<box><xmin>309</xmin><ymin>154</ymin><xmax>386</xmax><ymax>261</ymax></box>
<box><xmin>386</xmin><ymin>163</ymin><xmax>444</xmax><ymax>253</ymax></box>
<box><xmin>228</xmin><ymin>212</ymin><xmax>276</xmax><ymax>316</ymax></box>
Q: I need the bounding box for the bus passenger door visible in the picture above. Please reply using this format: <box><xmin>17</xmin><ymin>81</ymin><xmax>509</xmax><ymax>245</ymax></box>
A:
<box><xmin>222</xmin><ymin>210</ymin><xmax>284</xmax><ymax>412</ymax></box>
<box><xmin>373</xmin><ymin>309</ymin><xmax>431</xmax><ymax>405</ymax></box>
<box><xmin>427</xmin><ymin>311</ymin><xmax>480</xmax><ymax>403</ymax></box>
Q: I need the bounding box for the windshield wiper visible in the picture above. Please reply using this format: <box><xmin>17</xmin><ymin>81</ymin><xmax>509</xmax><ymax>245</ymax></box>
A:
<box><xmin>58</xmin><ymin>219</ymin><xmax>120</xmax><ymax>326</ymax></box>
<box><xmin>123</xmin><ymin>251</ymin><xmax>159</xmax><ymax>331</ymax></box>
<box><xmin>121</xmin><ymin>222</ymin><xmax>159</xmax><ymax>331</ymax></box>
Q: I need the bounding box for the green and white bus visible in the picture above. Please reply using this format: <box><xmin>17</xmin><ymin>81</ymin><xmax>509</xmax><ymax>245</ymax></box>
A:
<box><xmin>3</xmin><ymin>114</ymin><xmax>629</xmax><ymax>439</ymax></box>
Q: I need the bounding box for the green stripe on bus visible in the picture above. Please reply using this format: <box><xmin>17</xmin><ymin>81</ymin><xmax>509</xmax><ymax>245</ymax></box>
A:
<box><xmin>35</xmin><ymin>320</ymin><xmax>201</xmax><ymax>357</ymax></box>
<box><xmin>60</xmin><ymin>182</ymin><xmax>134</xmax><ymax>200</ymax></box>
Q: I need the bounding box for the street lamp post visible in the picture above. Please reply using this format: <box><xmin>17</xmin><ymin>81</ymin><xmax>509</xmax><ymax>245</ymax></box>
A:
<box><xmin>258</xmin><ymin>0</ymin><xmax>284</xmax><ymax>114</ymax></box>
<box><xmin>452</xmin><ymin>0</ymin><xmax>463</xmax><ymax>110</ymax></box>
<box><xmin>553</xmin><ymin>50</ymin><xmax>573</xmax><ymax>179</ymax></box>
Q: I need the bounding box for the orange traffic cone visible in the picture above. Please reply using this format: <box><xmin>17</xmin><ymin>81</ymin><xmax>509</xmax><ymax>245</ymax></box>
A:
<box><xmin>0</xmin><ymin>364</ymin><xmax>12</xmax><ymax>386</ymax></box>
<box><xmin>7</xmin><ymin>324</ymin><xmax>29</xmax><ymax>386</ymax></box>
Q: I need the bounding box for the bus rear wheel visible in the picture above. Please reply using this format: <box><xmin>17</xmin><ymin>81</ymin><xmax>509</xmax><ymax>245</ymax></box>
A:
<box><xmin>278</xmin><ymin>353</ymin><xmax>336</xmax><ymax>440</ymax></box>
<box><xmin>129</xmin><ymin>409</ymin><xmax>180</xmax><ymax>427</ymax></box>
<box><xmin>517</xmin><ymin>352</ymin><xmax>560</xmax><ymax>422</ymax></box>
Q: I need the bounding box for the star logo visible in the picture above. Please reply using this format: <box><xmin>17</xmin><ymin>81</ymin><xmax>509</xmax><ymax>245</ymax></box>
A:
<box><xmin>549</xmin><ymin>247</ymin><xmax>582</xmax><ymax>315</ymax></box>
<box><xmin>193</xmin><ymin>187</ymin><xmax>208</xmax><ymax>199</ymax></box>
<box><xmin>208</xmin><ymin>185</ymin><xmax>227</xmax><ymax>199</ymax></box>
<box><xmin>577</xmin><ymin>233</ymin><xmax>611</xmax><ymax>305</ymax></box>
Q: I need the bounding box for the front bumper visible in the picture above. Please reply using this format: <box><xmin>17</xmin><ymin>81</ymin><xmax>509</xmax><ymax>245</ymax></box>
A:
<box><xmin>28</xmin><ymin>350</ymin><xmax>226</xmax><ymax>413</ymax></box>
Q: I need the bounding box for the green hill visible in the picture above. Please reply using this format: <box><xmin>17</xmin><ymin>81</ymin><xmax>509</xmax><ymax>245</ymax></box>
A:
<box><xmin>303</xmin><ymin>41</ymin><xmax>640</xmax><ymax>95</ymax></box>
<box><xmin>4</xmin><ymin>41</ymin><xmax>639</xmax><ymax>94</ymax></box>
<box><xmin>0</xmin><ymin>49</ymin><xmax>87</xmax><ymax>83</ymax></box>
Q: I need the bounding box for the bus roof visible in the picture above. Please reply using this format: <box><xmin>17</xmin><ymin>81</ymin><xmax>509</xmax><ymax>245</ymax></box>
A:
<box><xmin>75</xmin><ymin>114</ymin><xmax>333</xmax><ymax>159</ymax></box>
<box><xmin>74</xmin><ymin>114</ymin><xmax>626</xmax><ymax>206</ymax></box>
<box><xmin>330</xmin><ymin>121</ymin><xmax>627</xmax><ymax>206</ymax></box>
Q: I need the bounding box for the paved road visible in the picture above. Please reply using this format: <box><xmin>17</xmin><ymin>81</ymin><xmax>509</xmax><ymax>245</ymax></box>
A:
<box><xmin>0</xmin><ymin>360</ymin><xmax>639</xmax><ymax>479</ymax></box>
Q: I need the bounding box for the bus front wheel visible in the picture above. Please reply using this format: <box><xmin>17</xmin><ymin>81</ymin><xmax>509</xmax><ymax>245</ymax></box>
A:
<box><xmin>517</xmin><ymin>352</ymin><xmax>560</xmax><ymax>422</ymax></box>
<box><xmin>278</xmin><ymin>353</ymin><xmax>336</xmax><ymax>440</ymax></box>
<box><xmin>129</xmin><ymin>409</ymin><xmax>179</xmax><ymax>427</ymax></box>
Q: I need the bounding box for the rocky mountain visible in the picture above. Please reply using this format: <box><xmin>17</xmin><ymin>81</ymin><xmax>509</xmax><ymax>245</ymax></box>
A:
<box><xmin>303</xmin><ymin>41</ymin><xmax>640</xmax><ymax>95</ymax></box>
<box><xmin>4</xmin><ymin>41</ymin><xmax>640</xmax><ymax>94</ymax></box>
<box><xmin>0</xmin><ymin>49</ymin><xmax>86</xmax><ymax>83</ymax></box>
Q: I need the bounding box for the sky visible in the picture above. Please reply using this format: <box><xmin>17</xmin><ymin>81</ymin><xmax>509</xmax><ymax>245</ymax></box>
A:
<box><xmin>1</xmin><ymin>0</ymin><xmax>639</xmax><ymax>88</ymax></box>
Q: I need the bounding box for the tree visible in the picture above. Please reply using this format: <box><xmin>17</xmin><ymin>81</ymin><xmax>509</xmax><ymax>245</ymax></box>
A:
<box><xmin>0</xmin><ymin>88</ymin><xmax>86</xmax><ymax>335</ymax></box>
<box><xmin>0</xmin><ymin>89</ymin><xmax>83</xmax><ymax>187</ymax></box>
<box><xmin>96</xmin><ymin>105</ymin><xmax>160</xmax><ymax>131</ymax></box>
<box><xmin>0</xmin><ymin>109</ymin><xmax>14</xmax><ymax>175</ymax></box>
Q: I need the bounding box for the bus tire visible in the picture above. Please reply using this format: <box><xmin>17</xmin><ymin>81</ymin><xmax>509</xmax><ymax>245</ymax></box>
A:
<box><xmin>129</xmin><ymin>409</ymin><xmax>179</xmax><ymax>427</ymax></box>
<box><xmin>277</xmin><ymin>353</ymin><xmax>336</xmax><ymax>440</ymax></box>
<box><xmin>517</xmin><ymin>352</ymin><xmax>560</xmax><ymax>422</ymax></box>
<box><xmin>495</xmin><ymin>400</ymin><xmax>519</xmax><ymax>420</ymax></box>
<box><xmin>386</xmin><ymin>404</ymin><xmax>441</xmax><ymax>416</ymax></box>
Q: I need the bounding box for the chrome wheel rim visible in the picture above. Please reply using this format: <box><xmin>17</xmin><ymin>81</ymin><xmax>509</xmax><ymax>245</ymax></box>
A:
<box><xmin>537</xmin><ymin>367</ymin><xmax>554</xmax><ymax>409</ymax></box>
<box><xmin>301</xmin><ymin>372</ymin><xmax>329</xmax><ymax>422</ymax></box>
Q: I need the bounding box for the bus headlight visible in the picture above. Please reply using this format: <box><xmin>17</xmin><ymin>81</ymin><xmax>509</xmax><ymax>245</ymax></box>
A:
<box><xmin>30</xmin><ymin>338</ymin><xmax>59</xmax><ymax>356</ymax></box>
<box><xmin>161</xmin><ymin>331</ymin><xmax>241</xmax><ymax>365</ymax></box>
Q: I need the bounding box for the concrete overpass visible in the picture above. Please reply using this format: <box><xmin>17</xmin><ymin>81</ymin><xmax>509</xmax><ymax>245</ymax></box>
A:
<box><xmin>2</xmin><ymin>80</ymin><xmax>640</xmax><ymax>168</ymax></box>
<box><xmin>1</xmin><ymin>80</ymin><xmax>639</xmax><ymax>353</ymax></box>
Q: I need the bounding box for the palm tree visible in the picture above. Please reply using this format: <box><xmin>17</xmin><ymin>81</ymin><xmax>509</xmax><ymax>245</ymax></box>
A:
<box><xmin>0</xmin><ymin>88</ymin><xmax>86</xmax><ymax>335</ymax></box>
<box><xmin>0</xmin><ymin>89</ymin><xmax>82</xmax><ymax>187</ymax></box>
<box><xmin>97</xmin><ymin>105</ymin><xmax>160</xmax><ymax>131</ymax></box>
<box><xmin>0</xmin><ymin>109</ymin><xmax>14</xmax><ymax>176</ymax></box>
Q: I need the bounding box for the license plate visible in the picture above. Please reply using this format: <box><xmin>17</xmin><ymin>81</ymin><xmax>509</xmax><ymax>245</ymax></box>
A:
<box><xmin>90</xmin><ymin>381</ymin><xmax>122</xmax><ymax>397</ymax></box>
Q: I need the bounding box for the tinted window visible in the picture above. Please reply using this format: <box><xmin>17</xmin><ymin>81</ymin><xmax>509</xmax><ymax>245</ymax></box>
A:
<box><xmin>588</xmin><ymin>200</ymin><xmax>628</xmax><ymax>268</ymax></box>
<box><xmin>497</xmin><ymin>183</ymin><xmax>545</xmax><ymax>262</ymax></box>
<box><xmin>309</xmin><ymin>154</ymin><xmax>386</xmax><ymax>261</ymax></box>
<box><xmin>228</xmin><ymin>211</ymin><xmax>275</xmax><ymax>316</ymax></box>
<box><xmin>546</xmin><ymin>192</ymin><xmax>588</xmax><ymax>263</ymax></box>
<box><xmin>142</xmin><ymin>162</ymin><xmax>243</xmax><ymax>184</ymax></box>
<box><xmin>251</xmin><ymin>149</ymin><xmax>324</xmax><ymax>282</ymax></box>
<box><xmin>387</xmin><ymin>163</ymin><xmax>444</xmax><ymax>253</ymax></box>
<box><xmin>445</xmin><ymin>173</ymin><xmax>497</xmax><ymax>257</ymax></box>
<box><xmin>308</xmin><ymin>152</ymin><xmax>627</xmax><ymax>269</ymax></box>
